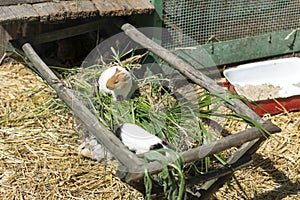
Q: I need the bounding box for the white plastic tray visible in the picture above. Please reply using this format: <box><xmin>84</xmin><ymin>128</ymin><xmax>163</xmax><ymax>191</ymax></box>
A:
<box><xmin>223</xmin><ymin>57</ymin><xmax>300</xmax><ymax>101</ymax></box>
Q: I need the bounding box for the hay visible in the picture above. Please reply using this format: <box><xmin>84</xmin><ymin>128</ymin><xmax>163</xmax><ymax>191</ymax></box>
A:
<box><xmin>215</xmin><ymin>112</ymin><xmax>300</xmax><ymax>199</ymax></box>
<box><xmin>0</xmin><ymin>62</ymin><xmax>142</xmax><ymax>199</ymax></box>
<box><xmin>0</xmin><ymin>61</ymin><xmax>299</xmax><ymax>199</ymax></box>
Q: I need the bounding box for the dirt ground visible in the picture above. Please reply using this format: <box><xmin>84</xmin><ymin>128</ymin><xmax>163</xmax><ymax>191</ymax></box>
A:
<box><xmin>0</xmin><ymin>62</ymin><xmax>299</xmax><ymax>199</ymax></box>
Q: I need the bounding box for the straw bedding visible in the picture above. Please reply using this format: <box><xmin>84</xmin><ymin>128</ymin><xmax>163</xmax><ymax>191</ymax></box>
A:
<box><xmin>0</xmin><ymin>62</ymin><xmax>142</xmax><ymax>199</ymax></box>
<box><xmin>215</xmin><ymin>111</ymin><xmax>300</xmax><ymax>199</ymax></box>
<box><xmin>0</xmin><ymin>62</ymin><xmax>299</xmax><ymax>199</ymax></box>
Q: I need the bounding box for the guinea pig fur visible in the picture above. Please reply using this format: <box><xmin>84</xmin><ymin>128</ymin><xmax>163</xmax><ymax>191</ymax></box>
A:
<box><xmin>98</xmin><ymin>66</ymin><xmax>133</xmax><ymax>101</ymax></box>
<box><xmin>115</xmin><ymin>123</ymin><xmax>168</xmax><ymax>155</ymax></box>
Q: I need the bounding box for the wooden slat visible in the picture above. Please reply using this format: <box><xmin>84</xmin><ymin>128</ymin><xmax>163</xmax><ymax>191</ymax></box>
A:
<box><xmin>92</xmin><ymin>0</ymin><xmax>154</xmax><ymax>16</ymax></box>
<box><xmin>32</xmin><ymin>1</ymin><xmax>98</xmax><ymax>22</ymax></box>
<box><xmin>0</xmin><ymin>0</ymin><xmax>50</xmax><ymax>6</ymax></box>
<box><xmin>60</xmin><ymin>1</ymin><xmax>98</xmax><ymax>20</ymax></box>
<box><xmin>0</xmin><ymin>0</ymin><xmax>153</xmax><ymax>24</ymax></box>
<box><xmin>32</xmin><ymin>2</ymin><xmax>65</xmax><ymax>22</ymax></box>
<box><xmin>11</xmin><ymin>4</ymin><xmax>39</xmax><ymax>22</ymax></box>
<box><xmin>0</xmin><ymin>6</ymin><xmax>16</xmax><ymax>24</ymax></box>
<box><xmin>0</xmin><ymin>4</ymin><xmax>39</xmax><ymax>24</ymax></box>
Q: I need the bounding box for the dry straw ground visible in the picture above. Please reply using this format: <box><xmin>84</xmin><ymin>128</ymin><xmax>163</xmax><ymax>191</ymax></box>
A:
<box><xmin>0</xmin><ymin>62</ymin><xmax>299</xmax><ymax>199</ymax></box>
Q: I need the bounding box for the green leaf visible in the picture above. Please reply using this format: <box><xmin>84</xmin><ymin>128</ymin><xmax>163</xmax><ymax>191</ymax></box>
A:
<box><xmin>144</xmin><ymin>167</ymin><xmax>153</xmax><ymax>200</ymax></box>
<box><xmin>214</xmin><ymin>154</ymin><xmax>228</xmax><ymax>166</ymax></box>
<box><xmin>144</xmin><ymin>151</ymin><xmax>168</xmax><ymax>164</ymax></box>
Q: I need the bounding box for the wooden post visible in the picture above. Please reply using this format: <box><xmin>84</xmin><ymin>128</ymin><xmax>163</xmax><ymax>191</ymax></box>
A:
<box><xmin>0</xmin><ymin>25</ymin><xmax>12</xmax><ymax>63</ymax></box>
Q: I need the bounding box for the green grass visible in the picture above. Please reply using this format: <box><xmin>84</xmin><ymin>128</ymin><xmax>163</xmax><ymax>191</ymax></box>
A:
<box><xmin>65</xmin><ymin>56</ymin><xmax>237</xmax><ymax>198</ymax></box>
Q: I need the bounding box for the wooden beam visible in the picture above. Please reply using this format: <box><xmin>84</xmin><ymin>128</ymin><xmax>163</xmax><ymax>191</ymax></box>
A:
<box><xmin>92</xmin><ymin>0</ymin><xmax>154</xmax><ymax>16</ymax></box>
<box><xmin>25</xmin><ymin>19</ymin><xmax>106</xmax><ymax>44</ymax></box>
<box><xmin>124</xmin><ymin>121</ymin><xmax>281</xmax><ymax>183</ymax></box>
<box><xmin>137</xmin><ymin>153</ymin><xmax>253</xmax><ymax>198</ymax></box>
<box><xmin>8</xmin><ymin>18</ymin><xmax>123</xmax><ymax>46</ymax></box>
<box><xmin>32</xmin><ymin>1</ymin><xmax>98</xmax><ymax>22</ymax></box>
<box><xmin>0</xmin><ymin>4</ymin><xmax>39</xmax><ymax>24</ymax></box>
<box><xmin>0</xmin><ymin>6</ymin><xmax>16</xmax><ymax>24</ymax></box>
<box><xmin>0</xmin><ymin>0</ymin><xmax>49</xmax><ymax>6</ymax></box>
<box><xmin>181</xmin><ymin>122</ymin><xmax>280</xmax><ymax>164</ymax></box>
<box><xmin>186</xmin><ymin>154</ymin><xmax>253</xmax><ymax>186</ymax></box>
<box><xmin>0</xmin><ymin>0</ymin><xmax>154</xmax><ymax>25</ymax></box>
<box><xmin>60</xmin><ymin>0</ymin><xmax>98</xmax><ymax>20</ymax></box>
<box><xmin>121</xmin><ymin>23</ymin><xmax>264</xmax><ymax>123</ymax></box>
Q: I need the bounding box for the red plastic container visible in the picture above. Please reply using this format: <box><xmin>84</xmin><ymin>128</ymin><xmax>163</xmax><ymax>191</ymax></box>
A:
<box><xmin>224</xmin><ymin>58</ymin><xmax>300</xmax><ymax>116</ymax></box>
<box><xmin>227</xmin><ymin>84</ymin><xmax>300</xmax><ymax>116</ymax></box>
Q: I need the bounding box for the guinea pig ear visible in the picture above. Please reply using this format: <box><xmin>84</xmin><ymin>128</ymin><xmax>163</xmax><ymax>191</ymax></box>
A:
<box><xmin>115</xmin><ymin>125</ymin><xmax>123</xmax><ymax>140</ymax></box>
<box><xmin>150</xmin><ymin>143</ymin><xmax>164</xmax><ymax>150</ymax></box>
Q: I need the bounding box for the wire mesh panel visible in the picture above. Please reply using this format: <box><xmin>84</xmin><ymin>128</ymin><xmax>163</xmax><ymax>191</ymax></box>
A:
<box><xmin>162</xmin><ymin>0</ymin><xmax>300</xmax><ymax>49</ymax></box>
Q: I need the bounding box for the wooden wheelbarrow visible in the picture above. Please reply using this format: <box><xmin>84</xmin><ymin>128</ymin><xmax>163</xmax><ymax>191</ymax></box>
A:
<box><xmin>19</xmin><ymin>23</ymin><xmax>281</xmax><ymax>199</ymax></box>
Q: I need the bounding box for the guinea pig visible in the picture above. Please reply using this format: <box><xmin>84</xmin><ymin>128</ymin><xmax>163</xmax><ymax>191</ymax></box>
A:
<box><xmin>115</xmin><ymin>123</ymin><xmax>168</xmax><ymax>155</ymax></box>
<box><xmin>77</xmin><ymin>137</ymin><xmax>112</xmax><ymax>162</ymax></box>
<box><xmin>98</xmin><ymin>66</ymin><xmax>134</xmax><ymax>101</ymax></box>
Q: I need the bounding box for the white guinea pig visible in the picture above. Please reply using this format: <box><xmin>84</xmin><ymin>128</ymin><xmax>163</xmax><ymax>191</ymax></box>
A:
<box><xmin>98</xmin><ymin>66</ymin><xmax>133</xmax><ymax>101</ymax></box>
<box><xmin>115</xmin><ymin>123</ymin><xmax>168</xmax><ymax>155</ymax></box>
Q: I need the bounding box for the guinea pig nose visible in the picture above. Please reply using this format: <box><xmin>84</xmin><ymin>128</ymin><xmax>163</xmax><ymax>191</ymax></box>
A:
<box><xmin>123</xmin><ymin>74</ymin><xmax>131</xmax><ymax>81</ymax></box>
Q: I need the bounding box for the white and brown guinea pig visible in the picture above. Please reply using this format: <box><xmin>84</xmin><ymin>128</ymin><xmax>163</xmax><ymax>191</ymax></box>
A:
<box><xmin>115</xmin><ymin>123</ymin><xmax>168</xmax><ymax>155</ymax></box>
<box><xmin>98</xmin><ymin>66</ymin><xmax>133</xmax><ymax>101</ymax></box>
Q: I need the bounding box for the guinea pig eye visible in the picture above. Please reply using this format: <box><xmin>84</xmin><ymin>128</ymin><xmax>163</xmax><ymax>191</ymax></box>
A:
<box><xmin>114</xmin><ymin>80</ymin><xmax>119</xmax><ymax>84</ymax></box>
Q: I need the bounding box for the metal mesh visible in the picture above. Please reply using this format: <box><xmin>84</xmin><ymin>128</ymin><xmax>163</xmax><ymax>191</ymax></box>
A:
<box><xmin>162</xmin><ymin>0</ymin><xmax>300</xmax><ymax>48</ymax></box>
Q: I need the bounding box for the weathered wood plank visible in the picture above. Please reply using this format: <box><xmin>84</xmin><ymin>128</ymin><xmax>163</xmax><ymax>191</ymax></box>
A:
<box><xmin>0</xmin><ymin>6</ymin><xmax>16</xmax><ymax>24</ymax></box>
<box><xmin>32</xmin><ymin>2</ymin><xmax>65</xmax><ymax>22</ymax></box>
<box><xmin>0</xmin><ymin>4</ymin><xmax>39</xmax><ymax>24</ymax></box>
<box><xmin>0</xmin><ymin>0</ymin><xmax>51</xmax><ymax>6</ymax></box>
<box><xmin>92</xmin><ymin>0</ymin><xmax>154</xmax><ymax>16</ymax></box>
<box><xmin>1</xmin><ymin>0</ymin><xmax>153</xmax><ymax>24</ymax></box>
<box><xmin>32</xmin><ymin>1</ymin><xmax>97</xmax><ymax>22</ymax></box>
<box><xmin>60</xmin><ymin>1</ymin><xmax>98</xmax><ymax>20</ymax></box>
<box><xmin>10</xmin><ymin>4</ymin><xmax>39</xmax><ymax>22</ymax></box>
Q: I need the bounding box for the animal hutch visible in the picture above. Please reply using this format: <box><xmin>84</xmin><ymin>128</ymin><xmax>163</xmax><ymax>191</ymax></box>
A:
<box><xmin>2</xmin><ymin>0</ymin><xmax>300</xmax><ymax>199</ymax></box>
